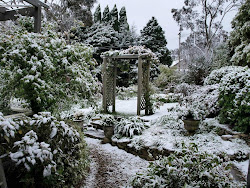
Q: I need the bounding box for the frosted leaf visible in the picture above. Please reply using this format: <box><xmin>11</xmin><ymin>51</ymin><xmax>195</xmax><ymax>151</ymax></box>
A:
<box><xmin>50</xmin><ymin>127</ymin><xmax>57</xmax><ymax>138</ymax></box>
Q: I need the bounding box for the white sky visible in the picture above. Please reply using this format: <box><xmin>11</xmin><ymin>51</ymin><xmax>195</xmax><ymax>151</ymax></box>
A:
<box><xmin>93</xmin><ymin>0</ymin><xmax>237</xmax><ymax>50</ymax></box>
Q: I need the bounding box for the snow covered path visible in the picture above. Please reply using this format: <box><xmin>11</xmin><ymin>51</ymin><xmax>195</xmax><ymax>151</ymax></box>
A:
<box><xmin>82</xmin><ymin>137</ymin><xmax>149</xmax><ymax>188</ymax></box>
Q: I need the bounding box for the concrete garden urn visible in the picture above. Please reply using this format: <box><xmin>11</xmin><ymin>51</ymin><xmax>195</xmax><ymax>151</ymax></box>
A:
<box><xmin>183</xmin><ymin>119</ymin><xmax>200</xmax><ymax>133</ymax></box>
<box><xmin>103</xmin><ymin>126</ymin><xmax>114</xmax><ymax>143</ymax></box>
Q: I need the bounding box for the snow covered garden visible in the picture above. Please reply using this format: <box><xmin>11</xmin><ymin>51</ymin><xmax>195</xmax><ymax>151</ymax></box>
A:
<box><xmin>0</xmin><ymin>0</ymin><xmax>249</xmax><ymax>187</ymax></box>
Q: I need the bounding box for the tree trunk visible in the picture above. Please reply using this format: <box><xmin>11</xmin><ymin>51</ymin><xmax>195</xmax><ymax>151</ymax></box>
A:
<box><xmin>247</xmin><ymin>155</ymin><xmax>250</xmax><ymax>188</ymax></box>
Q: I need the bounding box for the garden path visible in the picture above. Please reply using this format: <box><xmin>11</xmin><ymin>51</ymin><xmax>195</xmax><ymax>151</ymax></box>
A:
<box><xmin>82</xmin><ymin>137</ymin><xmax>149</xmax><ymax>188</ymax></box>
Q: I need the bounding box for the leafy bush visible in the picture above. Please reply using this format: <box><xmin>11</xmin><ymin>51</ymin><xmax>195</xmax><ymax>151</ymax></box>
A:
<box><xmin>218</xmin><ymin>67</ymin><xmax>250</xmax><ymax>133</ymax></box>
<box><xmin>100</xmin><ymin>115</ymin><xmax>117</xmax><ymax>127</ymax></box>
<box><xmin>174</xmin><ymin>83</ymin><xmax>199</xmax><ymax>97</ymax></box>
<box><xmin>131</xmin><ymin>143</ymin><xmax>245</xmax><ymax>188</ymax></box>
<box><xmin>172</xmin><ymin>83</ymin><xmax>219</xmax><ymax>120</ymax></box>
<box><xmin>204</xmin><ymin>66</ymin><xmax>246</xmax><ymax>85</ymax></box>
<box><xmin>0</xmin><ymin>24</ymin><xmax>99</xmax><ymax>114</ymax></box>
<box><xmin>205</xmin><ymin>66</ymin><xmax>250</xmax><ymax>132</ymax></box>
<box><xmin>0</xmin><ymin>112</ymin><xmax>88</xmax><ymax>187</ymax></box>
<box><xmin>114</xmin><ymin>117</ymin><xmax>148</xmax><ymax>138</ymax></box>
<box><xmin>164</xmin><ymin>93</ymin><xmax>182</xmax><ymax>103</ymax></box>
<box><xmin>155</xmin><ymin>65</ymin><xmax>180</xmax><ymax>89</ymax></box>
<box><xmin>182</xmin><ymin>56</ymin><xmax>211</xmax><ymax>85</ymax></box>
<box><xmin>182</xmin><ymin>85</ymin><xmax>220</xmax><ymax>120</ymax></box>
<box><xmin>117</xmin><ymin>85</ymin><xmax>137</xmax><ymax>100</ymax></box>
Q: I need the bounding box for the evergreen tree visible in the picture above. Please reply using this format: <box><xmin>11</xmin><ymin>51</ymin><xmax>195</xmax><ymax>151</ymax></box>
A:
<box><xmin>140</xmin><ymin>17</ymin><xmax>172</xmax><ymax>66</ymax></box>
<box><xmin>110</xmin><ymin>4</ymin><xmax>119</xmax><ymax>31</ymax></box>
<box><xmin>119</xmin><ymin>7</ymin><xmax>129</xmax><ymax>31</ymax></box>
<box><xmin>228</xmin><ymin>0</ymin><xmax>250</xmax><ymax>66</ymax></box>
<box><xmin>102</xmin><ymin>5</ymin><xmax>110</xmax><ymax>23</ymax></box>
<box><xmin>94</xmin><ymin>4</ymin><xmax>101</xmax><ymax>23</ymax></box>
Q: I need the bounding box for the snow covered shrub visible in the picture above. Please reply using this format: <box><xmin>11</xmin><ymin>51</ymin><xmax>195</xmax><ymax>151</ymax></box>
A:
<box><xmin>0</xmin><ymin>26</ymin><xmax>99</xmax><ymax>114</ymax></box>
<box><xmin>117</xmin><ymin>85</ymin><xmax>137</xmax><ymax>100</ymax></box>
<box><xmin>205</xmin><ymin>66</ymin><xmax>250</xmax><ymax>132</ymax></box>
<box><xmin>156</xmin><ymin>115</ymin><xmax>184</xmax><ymax>130</ymax></box>
<box><xmin>204</xmin><ymin>66</ymin><xmax>246</xmax><ymax>85</ymax></box>
<box><xmin>155</xmin><ymin>65</ymin><xmax>180</xmax><ymax>89</ymax></box>
<box><xmin>0</xmin><ymin>112</ymin><xmax>88</xmax><ymax>187</ymax></box>
<box><xmin>114</xmin><ymin>117</ymin><xmax>148</xmax><ymax>138</ymax></box>
<box><xmin>182</xmin><ymin>56</ymin><xmax>211</xmax><ymax>85</ymax></box>
<box><xmin>131</xmin><ymin>143</ymin><xmax>245</xmax><ymax>188</ymax></box>
<box><xmin>174</xmin><ymin>83</ymin><xmax>199</xmax><ymax>97</ymax></box>
<box><xmin>182</xmin><ymin>85</ymin><xmax>220</xmax><ymax>120</ymax></box>
<box><xmin>211</xmin><ymin>43</ymin><xmax>231</xmax><ymax>70</ymax></box>
<box><xmin>164</xmin><ymin>93</ymin><xmax>183</xmax><ymax>103</ymax></box>
<box><xmin>100</xmin><ymin>115</ymin><xmax>117</xmax><ymax>127</ymax></box>
<box><xmin>218</xmin><ymin>67</ymin><xmax>250</xmax><ymax>133</ymax></box>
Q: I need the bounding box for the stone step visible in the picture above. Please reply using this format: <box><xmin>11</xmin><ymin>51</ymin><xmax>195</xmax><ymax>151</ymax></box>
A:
<box><xmin>84</xmin><ymin>127</ymin><xmax>105</xmax><ymax>140</ymax></box>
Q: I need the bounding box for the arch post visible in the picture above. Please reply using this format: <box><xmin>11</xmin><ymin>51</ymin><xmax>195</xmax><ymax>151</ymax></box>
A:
<box><xmin>112</xmin><ymin>63</ymin><xmax>117</xmax><ymax>113</ymax></box>
<box><xmin>137</xmin><ymin>57</ymin><xmax>143</xmax><ymax>116</ymax></box>
<box><xmin>102</xmin><ymin>57</ymin><xmax>108</xmax><ymax>113</ymax></box>
<box><xmin>145</xmin><ymin>61</ymin><xmax>151</xmax><ymax>115</ymax></box>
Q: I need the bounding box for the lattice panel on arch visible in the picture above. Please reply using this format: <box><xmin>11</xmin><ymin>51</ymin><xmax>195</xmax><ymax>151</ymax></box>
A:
<box><xmin>140</xmin><ymin>62</ymin><xmax>150</xmax><ymax>110</ymax></box>
<box><xmin>106</xmin><ymin>67</ymin><xmax>115</xmax><ymax>106</ymax></box>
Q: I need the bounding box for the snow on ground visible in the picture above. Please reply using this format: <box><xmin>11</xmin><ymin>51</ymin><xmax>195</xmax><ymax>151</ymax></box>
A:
<box><xmin>234</xmin><ymin>160</ymin><xmax>250</xmax><ymax>179</ymax></box>
<box><xmin>83</xmin><ymin>137</ymin><xmax>149</xmax><ymax>188</ymax></box>
<box><xmin>109</xmin><ymin>97</ymin><xmax>178</xmax><ymax>121</ymax></box>
<box><xmin>129</xmin><ymin>118</ymin><xmax>250</xmax><ymax>158</ymax></box>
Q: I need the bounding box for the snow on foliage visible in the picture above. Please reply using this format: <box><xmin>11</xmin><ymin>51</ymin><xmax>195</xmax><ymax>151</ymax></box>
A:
<box><xmin>114</xmin><ymin>117</ymin><xmax>148</xmax><ymax>138</ymax></box>
<box><xmin>0</xmin><ymin>112</ymin><xmax>87</xmax><ymax>187</ymax></box>
<box><xmin>10</xmin><ymin>130</ymin><xmax>56</xmax><ymax>177</ymax></box>
<box><xmin>229</xmin><ymin>0</ymin><xmax>250</xmax><ymax>66</ymax></box>
<box><xmin>128</xmin><ymin>115</ymin><xmax>249</xmax><ymax>159</ymax></box>
<box><xmin>204</xmin><ymin>66</ymin><xmax>248</xmax><ymax>85</ymax></box>
<box><xmin>182</xmin><ymin>84</ymin><xmax>220</xmax><ymax>120</ymax></box>
<box><xmin>131</xmin><ymin>143</ymin><xmax>246</xmax><ymax>188</ymax></box>
<box><xmin>101</xmin><ymin>46</ymin><xmax>159</xmax><ymax>63</ymax></box>
<box><xmin>205</xmin><ymin>66</ymin><xmax>250</xmax><ymax>132</ymax></box>
<box><xmin>173</xmin><ymin>83</ymin><xmax>220</xmax><ymax>120</ymax></box>
<box><xmin>0</xmin><ymin>25</ymin><xmax>99</xmax><ymax>113</ymax></box>
<box><xmin>0</xmin><ymin>112</ymin><xmax>19</xmax><ymax>138</ymax></box>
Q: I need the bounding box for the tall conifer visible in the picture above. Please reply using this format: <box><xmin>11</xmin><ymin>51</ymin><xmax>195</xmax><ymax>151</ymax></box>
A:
<box><xmin>119</xmin><ymin>7</ymin><xmax>129</xmax><ymax>31</ymax></box>
<box><xmin>140</xmin><ymin>17</ymin><xmax>172</xmax><ymax>65</ymax></box>
<box><xmin>110</xmin><ymin>4</ymin><xmax>119</xmax><ymax>31</ymax></box>
<box><xmin>94</xmin><ymin>4</ymin><xmax>101</xmax><ymax>23</ymax></box>
<box><xmin>102</xmin><ymin>5</ymin><xmax>110</xmax><ymax>23</ymax></box>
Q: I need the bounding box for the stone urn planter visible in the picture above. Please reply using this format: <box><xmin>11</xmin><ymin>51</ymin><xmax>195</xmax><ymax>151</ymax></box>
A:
<box><xmin>73</xmin><ymin>119</ymin><xmax>84</xmax><ymax>126</ymax></box>
<box><xmin>183</xmin><ymin>118</ymin><xmax>200</xmax><ymax>133</ymax></box>
<box><xmin>103</xmin><ymin>126</ymin><xmax>114</xmax><ymax>143</ymax></box>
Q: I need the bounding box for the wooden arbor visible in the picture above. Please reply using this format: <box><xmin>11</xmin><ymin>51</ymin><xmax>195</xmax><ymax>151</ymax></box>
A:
<box><xmin>101</xmin><ymin>54</ymin><xmax>151</xmax><ymax>116</ymax></box>
<box><xmin>0</xmin><ymin>0</ymin><xmax>49</xmax><ymax>33</ymax></box>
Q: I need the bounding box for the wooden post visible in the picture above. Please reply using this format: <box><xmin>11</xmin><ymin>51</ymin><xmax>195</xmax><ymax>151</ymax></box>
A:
<box><xmin>102</xmin><ymin>58</ymin><xmax>108</xmax><ymax>113</ymax></box>
<box><xmin>112</xmin><ymin>63</ymin><xmax>117</xmax><ymax>113</ymax></box>
<box><xmin>137</xmin><ymin>57</ymin><xmax>143</xmax><ymax>116</ymax></box>
<box><xmin>0</xmin><ymin>159</ymin><xmax>7</xmax><ymax>188</ymax></box>
<box><xmin>34</xmin><ymin>6</ymin><xmax>41</xmax><ymax>33</ymax></box>
<box><xmin>145</xmin><ymin>61</ymin><xmax>150</xmax><ymax>115</ymax></box>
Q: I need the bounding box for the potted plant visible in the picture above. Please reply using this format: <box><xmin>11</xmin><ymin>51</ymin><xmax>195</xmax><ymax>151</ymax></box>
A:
<box><xmin>101</xmin><ymin>115</ymin><xmax>117</xmax><ymax>143</ymax></box>
<box><xmin>182</xmin><ymin>111</ymin><xmax>200</xmax><ymax>133</ymax></box>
